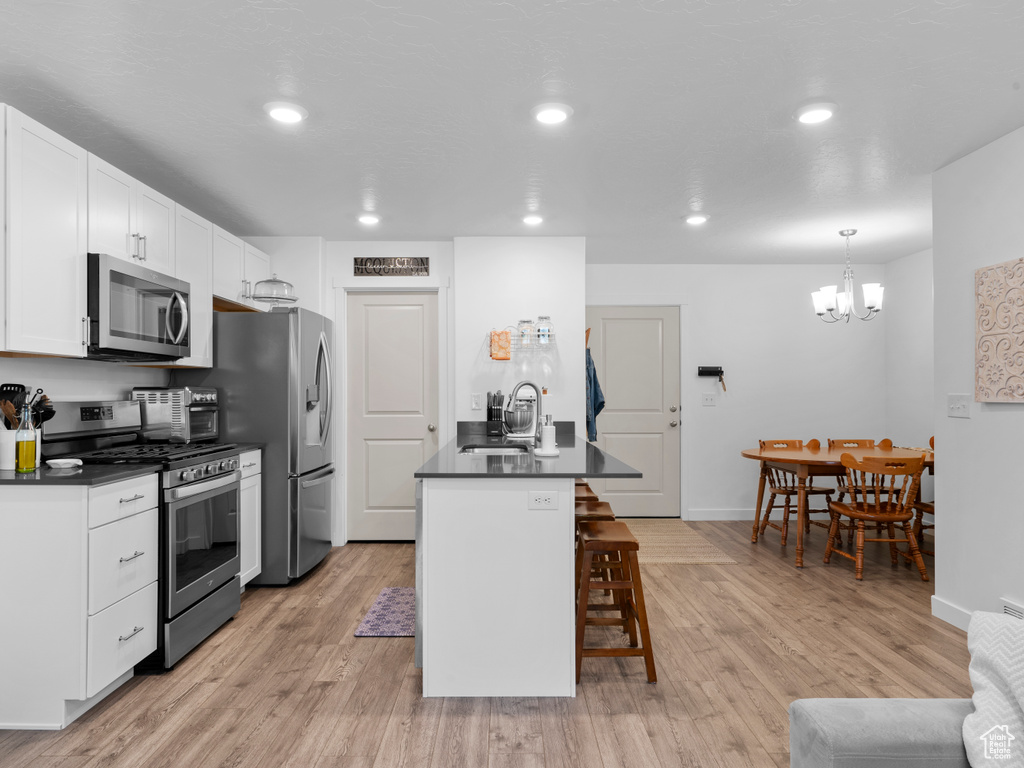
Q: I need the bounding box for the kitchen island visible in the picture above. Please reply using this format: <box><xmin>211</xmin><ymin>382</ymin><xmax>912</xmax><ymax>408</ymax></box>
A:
<box><xmin>414</xmin><ymin>424</ymin><xmax>640</xmax><ymax>697</ymax></box>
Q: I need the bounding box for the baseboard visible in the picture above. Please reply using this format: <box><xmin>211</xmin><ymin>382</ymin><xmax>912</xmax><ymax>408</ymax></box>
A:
<box><xmin>687</xmin><ymin>508</ymin><xmax>835</xmax><ymax>522</ymax></box>
<box><xmin>932</xmin><ymin>595</ymin><xmax>971</xmax><ymax>631</ymax></box>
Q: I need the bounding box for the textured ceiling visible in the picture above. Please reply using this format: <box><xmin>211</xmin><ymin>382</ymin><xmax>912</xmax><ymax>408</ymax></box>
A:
<box><xmin>2</xmin><ymin>0</ymin><xmax>1024</xmax><ymax>264</ymax></box>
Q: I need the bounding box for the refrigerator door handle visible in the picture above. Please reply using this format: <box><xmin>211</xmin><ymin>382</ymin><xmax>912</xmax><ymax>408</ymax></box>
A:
<box><xmin>317</xmin><ymin>332</ymin><xmax>333</xmax><ymax>447</ymax></box>
<box><xmin>300</xmin><ymin>466</ymin><xmax>335</xmax><ymax>489</ymax></box>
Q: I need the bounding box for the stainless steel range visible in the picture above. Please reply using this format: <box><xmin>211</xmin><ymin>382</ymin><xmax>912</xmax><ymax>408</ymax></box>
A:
<box><xmin>44</xmin><ymin>400</ymin><xmax>242</xmax><ymax>669</ymax></box>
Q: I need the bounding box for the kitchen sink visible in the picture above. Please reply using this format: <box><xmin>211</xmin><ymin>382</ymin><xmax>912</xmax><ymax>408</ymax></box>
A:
<box><xmin>459</xmin><ymin>444</ymin><xmax>531</xmax><ymax>456</ymax></box>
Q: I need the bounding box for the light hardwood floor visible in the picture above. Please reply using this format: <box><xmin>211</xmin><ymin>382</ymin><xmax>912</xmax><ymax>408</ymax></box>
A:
<box><xmin>0</xmin><ymin>522</ymin><xmax>971</xmax><ymax>768</ymax></box>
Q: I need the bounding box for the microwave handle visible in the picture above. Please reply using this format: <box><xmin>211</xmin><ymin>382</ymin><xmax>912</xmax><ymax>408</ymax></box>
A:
<box><xmin>172</xmin><ymin>292</ymin><xmax>189</xmax><ymax>344</ymax></box>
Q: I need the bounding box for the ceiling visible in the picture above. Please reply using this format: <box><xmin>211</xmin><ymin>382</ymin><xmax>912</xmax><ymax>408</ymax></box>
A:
<box><xmin>2</xmin><ymin>1</ymin><xmax>1024</xmax><ymax>265</ymax></box>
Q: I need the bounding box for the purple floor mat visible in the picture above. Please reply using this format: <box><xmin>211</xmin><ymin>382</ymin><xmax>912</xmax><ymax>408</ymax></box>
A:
<box><xmin>354</xmin><ymin>587</ymin><xmax>415</xmax><ymax>637</ymax></box>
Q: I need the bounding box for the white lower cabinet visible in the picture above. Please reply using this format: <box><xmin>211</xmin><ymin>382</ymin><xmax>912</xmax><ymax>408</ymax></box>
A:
<box><xmin>239</xmin><ymin>449</ymin><xmax>263</xmax><ymax>587</ymax></box>
<box><xmin>0</xmin><ymin>475</ymin><xmax>159</xmax><ymax>729</ymax></box>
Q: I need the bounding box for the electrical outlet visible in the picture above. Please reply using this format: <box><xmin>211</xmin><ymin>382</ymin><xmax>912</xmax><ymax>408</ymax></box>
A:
<box><xmin>528</xmin><ymin>491</ymin><xmax>558</xmax><ymax>509</ymax></box>
<box><xmin>471</xmin><ymin>393</ymin><xmax>482</xmax><ymax>410</ymax></box>
<box><xmin>701</xmin><ymin>392</ymin><xmax>717</xmax><ymax>407</ymax></box>
<box><xmin>947</xmin><ymin>393</ymin><xmax>971</xmax><ymax>419</ymax></box>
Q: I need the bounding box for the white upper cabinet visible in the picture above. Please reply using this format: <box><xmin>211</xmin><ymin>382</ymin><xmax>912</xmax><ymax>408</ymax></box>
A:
<box><xmin>213</xmin><ymin>225</ymin><xmax>246</xmax><ymax>304</ymax></box>
<box><xmin>212</xmin><ymin>227</ymin><xmax>271</xmax><ymax>311</ymax></box>
<box><xmin>244</xmin><ymin>244</ymin><xmax>271</xmax><ymax>312</ymax></box>
<box><xmin>171</xmin><ymin>204</ymin><xmax>214</xmax><ymax>367</ymax></box>
<box><xmin>87</xmin><ymin>154</ymin><xmax>175</xmax><ymax>276</ymax></box>
<box><xmin>3</xmin><ymin>105</ymin><xmax>88</xmax><ymax>357</ymax></box>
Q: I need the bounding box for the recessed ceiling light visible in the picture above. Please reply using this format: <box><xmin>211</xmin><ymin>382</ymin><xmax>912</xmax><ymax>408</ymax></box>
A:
<box><xmin>795</xmin><ymin>101</ymin><xmax>838</xmax><ymax>124</ymax></box>
<box><xmin>532</xmin><ymin>103</ymin><xmax>573</xmax><ymax>125</ymax></box>
<box><xmin>358</xmin><ymin>214</ymin><xmax>380</xmax><ymax>225</ymax></box>
<box><xmin>685</xmin><ymin>214</ymin><xmax>709</xmax><ymax>225</ymax></box>
<box><xmin>523</xmin><ymin>215</ymin><xmax>544</xmax><ymax>226</ymax></box>
<box><xmin>264</xmin><ymin>101</ymin><xmax>308</xmax><ymax>124</ymax></box>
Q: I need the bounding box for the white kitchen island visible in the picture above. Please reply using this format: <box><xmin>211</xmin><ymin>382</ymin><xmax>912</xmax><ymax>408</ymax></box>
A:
<box><xmin>414</xmin><ymin>425</ymin><xmax>640</xmax><ymax>698</ymax></box>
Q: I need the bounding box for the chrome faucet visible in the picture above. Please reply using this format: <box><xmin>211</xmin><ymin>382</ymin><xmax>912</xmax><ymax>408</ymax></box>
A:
<box><xmin>509</xmin><ymin>380</ymin><xmax>542</xmax><ymax>441</ymax></box>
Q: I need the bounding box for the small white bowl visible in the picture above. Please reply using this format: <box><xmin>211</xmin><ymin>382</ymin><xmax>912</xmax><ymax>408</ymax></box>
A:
<box><xmin>46</xmin><ymin>458</ymin><xmax>83</xmax><ymax>469</ymax></box>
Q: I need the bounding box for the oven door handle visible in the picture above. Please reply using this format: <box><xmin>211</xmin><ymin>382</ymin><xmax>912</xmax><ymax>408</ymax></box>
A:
<box><xmin>169</xmin><ymin>471</ymin><xmax>241</xmax><ymax>501</ymax></box>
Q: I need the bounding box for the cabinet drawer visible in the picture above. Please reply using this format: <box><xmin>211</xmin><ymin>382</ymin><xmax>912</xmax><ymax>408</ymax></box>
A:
<box><xmin>89</xmin><ymin>475</ymin><xmax>158</xmax><ymax>528</ymax></box>
<box><xmin>86</xmin><ymin>582</ymin><xmax>157</xmax><ymax>697</ymax></box>
<box><xmin>239</xmin><ymin>450</ymin><xmax>261</xmax><ymax>479</ymax></box>
<box><xmin>89</xmin><ymin>508</ymin><xmax>159</xmax><ymax>615</ymax></box>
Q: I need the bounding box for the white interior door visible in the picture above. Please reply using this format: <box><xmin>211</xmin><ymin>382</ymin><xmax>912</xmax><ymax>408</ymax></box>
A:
<box><xmin>585</xmin><ymin>306</ymin><xmax>681</xmax><ymax>517</ymax></box>
<box><xmin>347</xmin><ymin>292</ymin><xmax>439</xmax><ymax>540</ymax></box>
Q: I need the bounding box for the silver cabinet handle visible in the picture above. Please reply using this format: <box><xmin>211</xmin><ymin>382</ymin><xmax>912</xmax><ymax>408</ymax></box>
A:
<box><xmin>669</xmin><ymin>421</ymin><xmax>678</xmax><ymax>427</ymax></box>
<box><xmin>138</xmin><ymin>234</ymin><xmax>147</xmax><ymax>261</ymax></box>
<box><xmin>119</xmin><ymin>494</ymin><xmax>145</xmax><ymax>504</ymax></box>
<box><xmin>243</xmin><ymin>462</ymin><xmax>257</xmax><ymax>468</ymax></box>
<box><xmin>82</xmin><ymin>316</ymin><xmax>90</xmax><ymax>347</ymax></box>
<box><xmin>131</xmin><ymin>233</ymin><xmax>140</xmax><ymax>258</ymax></box>
<box><xmin>669</xmin><ymin>406</ymin><xmax>677</xmax><ymax>412</ymax></box>
<box><xmin>428</xmin><ymin>424</ymin><xmax>437</xmax><ymax>432</ymax></box>
<box><xmin>119</xmin><ymin>550</ymin><xmax>145</xmax><ymax>563</ymax></box>
<box><xmin>118</xmin><ymin>626</ymin><xmax>144</xmax><ymax>643</ymax></box>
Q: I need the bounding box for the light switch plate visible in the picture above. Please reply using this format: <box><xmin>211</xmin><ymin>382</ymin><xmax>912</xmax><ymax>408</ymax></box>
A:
<box><xmin>701</xmin><ymin>393</ymin><xmax>717</xmax><ymax>407</ymax></box>
<box><xmin>947</xmin><ymin>393</ymin><xmax>971</xmax><ymax>419</ymax></box>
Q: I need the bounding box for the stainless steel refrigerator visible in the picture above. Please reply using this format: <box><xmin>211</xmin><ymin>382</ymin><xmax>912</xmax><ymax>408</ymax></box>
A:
<box><xmin>173</xmin><ymin>307</ymin><xmax>334</xmax><ymax>585</ymax></box>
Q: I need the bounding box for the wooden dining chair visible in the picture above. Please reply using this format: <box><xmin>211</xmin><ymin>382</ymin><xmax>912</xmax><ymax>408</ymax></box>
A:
<box><xmin>824</xmin><ymin>452</ymin><xmax>929</xmax><ymax>581</ymax></box>
<box><xmin>909</xmin><ymin>436</ymin><xmax>935</xmax><ymax>557</ymax></box>
<box><xmin>828</xmin><ymin>438</ymin><xmax>893</xmax><ymax>541</ymax></box>
<box><xmin>756</xmin><ymin>439</ymin><xmax>834</xmax><ymax>546</ymax></box>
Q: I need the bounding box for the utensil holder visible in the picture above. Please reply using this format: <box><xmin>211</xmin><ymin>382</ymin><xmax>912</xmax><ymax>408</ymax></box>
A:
<box><xmin>0</xmin><ymin>431</ymin><xmax>15</xmax><ymax>471</ymax></box>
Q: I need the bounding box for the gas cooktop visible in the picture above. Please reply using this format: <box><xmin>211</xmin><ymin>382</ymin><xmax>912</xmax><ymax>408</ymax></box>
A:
<box><xmin>73</xmin><ymin>442</ymin><xmax>238</xmax><ymax>464</ymax></box>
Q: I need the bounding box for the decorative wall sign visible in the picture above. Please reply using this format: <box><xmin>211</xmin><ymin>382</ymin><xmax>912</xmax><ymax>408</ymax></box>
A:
<box><xmin>353</xmin><ymin>257</ymin><xmax>429</xmax><ymax>277</ymax></box>
<box><xmin>976</xmin><ymin>257</ymin><xmax>1024</xmax><ymax>402</ymax></box>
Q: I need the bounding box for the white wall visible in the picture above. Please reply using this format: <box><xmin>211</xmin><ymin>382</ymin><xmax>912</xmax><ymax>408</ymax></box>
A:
<box><xmin>0</xmin><ymin>357</ymin><xmax>167</xmax><ymax>403</ymax></box>
<box><xmin>932</xmin><ymin>125</ymin><xmax>1024</xmax><ymax>630</ymax></box>
<box><xmin>884</xmin><ymin>248</ymin><xmax>935</xmax><ymax>445</ymax></box>
<box><xmin>587</xmin><ymin>262</ymin><xmax>898</xmax><ymax>519</ymax></box>
<box><xmin>883</xmin><ymin>248</ymin><xmax>936</xmax><ymax>499</ymax></box>
<box><xmin>453</xmin><ymin>237</ymin><xmax>586</xmax><ymax>429</ymax></box>
<box><xmin>246</xmin><ymin>236</ymin><xmax>326</xmax><ymax>315</ymax></box>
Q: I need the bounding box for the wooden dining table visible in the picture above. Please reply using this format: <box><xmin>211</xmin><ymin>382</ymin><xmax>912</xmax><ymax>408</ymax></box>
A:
<box><xmin>741</xmin><ymin>444</ymin><xmax>934</xmax><ymax>568</ymax></box>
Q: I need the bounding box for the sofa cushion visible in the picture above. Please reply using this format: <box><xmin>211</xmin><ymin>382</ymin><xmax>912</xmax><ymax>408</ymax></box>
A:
<box><xmin>789</xmin><ymin>698</ymin><xmax>973</xmax><ymax>767</ymax></box>
<box><xmin>962</xmin><ymin>611</ymin><xmax>1024</xmax><ymax>766</ymax></box>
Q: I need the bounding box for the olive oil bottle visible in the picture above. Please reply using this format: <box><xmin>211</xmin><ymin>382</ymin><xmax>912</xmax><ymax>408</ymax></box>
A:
<box><xmin>15</xmin><ymin>404</ymin><xmax>36</xmax><ymax>473</ymax></box>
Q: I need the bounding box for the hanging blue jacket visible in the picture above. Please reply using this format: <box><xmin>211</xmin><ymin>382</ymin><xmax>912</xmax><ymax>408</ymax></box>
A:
<box><xmin>585</xmin><ymin>348</ymin><xmax>605</xmax><ymax>442</ymax></box>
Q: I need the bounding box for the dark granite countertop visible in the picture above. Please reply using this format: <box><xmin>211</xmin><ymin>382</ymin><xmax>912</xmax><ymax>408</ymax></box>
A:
<box><xmin>0</xmin><ymin>463</ymin><xmax>161</xmax><ymax>487</ymax></box>
<box><xmin>414</xmin><ymin>426</ymin><xmax>641</xmax><ymax>479</ymax></box>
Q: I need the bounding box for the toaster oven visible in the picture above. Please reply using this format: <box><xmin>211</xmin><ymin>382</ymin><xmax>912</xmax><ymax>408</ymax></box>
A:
<box><xmin>131</xmin><ymin>387</ymin><xmax>219</xmax><ymax>443</ymax></box>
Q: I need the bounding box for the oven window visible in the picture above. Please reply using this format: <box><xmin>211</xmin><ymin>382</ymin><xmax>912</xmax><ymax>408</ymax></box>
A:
<box><xmin>109</xmin><ymin>272</ymin><xmax>184</xmax><ymax>344</ymax></box>
<box><xmin>188</xmin><ymin>408</ymin><xmax>218</xmax><ymax>439</ymax></box>
<box><xmin>173</xmin><ymin>490</ymin><xmax>238</xmax><ymax>591</ymax></box>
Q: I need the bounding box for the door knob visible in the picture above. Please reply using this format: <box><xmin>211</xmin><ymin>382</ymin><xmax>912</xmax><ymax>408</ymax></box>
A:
<box><xmin>669</xmin><ymin>421</ymin><xmax>678</xmax><ymax>428</ymax></box>
<box><xmin>427</xmin><ymin>424</ymin><xmax>437</xmax><ymax>432</ymax></box>
<box><xmin>669</xmin><ymin>406</ymin><xmax>677</xmax><ymax>412</ymax></box>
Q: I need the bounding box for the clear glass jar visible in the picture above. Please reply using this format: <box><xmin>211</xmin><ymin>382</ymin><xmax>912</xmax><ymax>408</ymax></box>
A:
<box><xmin>536</xmin><ymin>315</ymin><xmax>553</xmax><ymax>344</ymax></box>
<box><xmin>517</xmin><ymin>318</ymin><xmax>535</xmax><ymax>347</ymax></box>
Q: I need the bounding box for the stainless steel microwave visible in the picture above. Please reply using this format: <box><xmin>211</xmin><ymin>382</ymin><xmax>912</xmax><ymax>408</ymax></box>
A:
<box><xmin>86</xmin><ymin>253</ymin><xmax>190</xmax><ymax>362</ymax></box>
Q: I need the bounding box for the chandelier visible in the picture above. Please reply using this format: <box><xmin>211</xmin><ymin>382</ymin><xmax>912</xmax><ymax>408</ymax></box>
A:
<box><xmin>811</xmin><ymin>229</ymin><xmax>883</xmax><ymax>323</ymax></box>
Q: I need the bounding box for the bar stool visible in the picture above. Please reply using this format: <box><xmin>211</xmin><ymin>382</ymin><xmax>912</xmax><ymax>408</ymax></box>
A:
<box><xmin>574</xmin><ymin>520</ymin><xmax>657</xmax><ymax>684</ymax></box>
<box><xmin>575</xmin><ymin>500</ymin><xmax>616</xmax><ymax>591</ymax></box>
<box><xmin>575</xmin><ymin>482</ymin><xmax>599</xmax><ymax>502</ymax></box>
